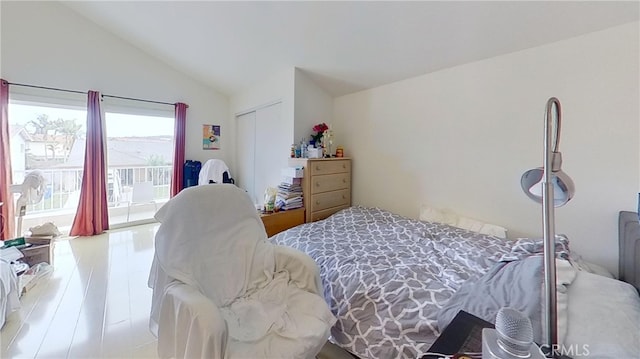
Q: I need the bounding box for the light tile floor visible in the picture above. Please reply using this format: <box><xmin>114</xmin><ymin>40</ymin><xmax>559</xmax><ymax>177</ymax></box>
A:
<box><xmin>1</xmin><ymin>224</ymin><xmax>159</xmax><ymax>359</ymax></box>
<box><xmin>1</xmin><ymin>223</ymin><xmax>354</xmax><ymax>359</ymax></box>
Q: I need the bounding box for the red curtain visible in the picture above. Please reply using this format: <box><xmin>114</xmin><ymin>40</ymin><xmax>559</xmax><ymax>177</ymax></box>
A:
<box><xmin>171</xmin><ymin>102</ymin><xmax>188</xmax><ymax>197</ymax></box>
<box><xmin>70</xmin><ymin>91</ymin><xmax>109</xmax><ymax>236</ymax></box>
<box><xmin>0</xmin><ymin>80</ymin><xmax>15</xmax><ymax>240</ymax></box>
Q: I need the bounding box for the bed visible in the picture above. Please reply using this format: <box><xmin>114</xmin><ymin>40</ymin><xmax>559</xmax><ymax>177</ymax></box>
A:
<box><xmin>271</xmin><ymin>206</ymin><xmax>517</xmax><ymax>358</ymax></box>
<box><xmin>271</xmin><ymin>206</ymin><xmax>640</xmax><ymax>358</ymax></box>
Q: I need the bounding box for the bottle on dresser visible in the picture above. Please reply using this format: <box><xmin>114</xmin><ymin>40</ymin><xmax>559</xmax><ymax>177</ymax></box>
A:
<box><xmin>300</xmin><ymin>138</ymin><xmax>307</xmax><ymax>158</ymax></box>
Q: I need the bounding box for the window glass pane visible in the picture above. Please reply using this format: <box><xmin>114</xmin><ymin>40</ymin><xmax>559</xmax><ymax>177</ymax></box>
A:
<box><xmin>8</xmin><ymin>103</ymin><xmax>87</xmax><ymax>236</ymax></box>
<box><xmin>104</xmin><ymin>112</ymin><xmax>174</xmax><ymax>227</ymax></box>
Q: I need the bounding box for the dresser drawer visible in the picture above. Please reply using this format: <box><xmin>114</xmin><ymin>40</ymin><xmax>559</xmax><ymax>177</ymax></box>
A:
<box><xmin>311</xmin><ymin>173</ymin><xmax>350</xmax><ymax>194</ymax></box>
<box><xmin>310</xmin><ymin>189</ymin><xmax>350</xmax><ymax>212</ymax></box>
<box><xmin>310</xmin><ymin>160</ymin><xmax>350</xmax><ymax>176</ymax></box>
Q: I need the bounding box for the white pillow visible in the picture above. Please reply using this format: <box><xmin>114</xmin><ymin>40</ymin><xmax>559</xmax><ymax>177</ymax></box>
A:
<box><xmin>563</xmin><ymin>271</ymin><xmax>640</xmax><ymax>358</ymax></box>
<box><xmin>419</xmin><ymin>206</ymin><xmax>508</xmax><ymax>238</ymax></box>
<box><xmin>569</xmin><ymin>253</ymin><xmax>615</xmax><ymax>278</ymax></box>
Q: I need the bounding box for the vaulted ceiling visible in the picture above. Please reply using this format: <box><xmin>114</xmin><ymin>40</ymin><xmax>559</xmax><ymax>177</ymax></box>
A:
<box><xmin>63</xmin><ymin>1</ymin><xmax>639</xmax><ymax>97</ymax></box>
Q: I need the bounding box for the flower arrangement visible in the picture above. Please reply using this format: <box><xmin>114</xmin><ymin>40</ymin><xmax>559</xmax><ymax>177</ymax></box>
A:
<box><xmin>311</xmin><ymin>122</ymin><xmax>329</xmax><ymax>145</ymax></box>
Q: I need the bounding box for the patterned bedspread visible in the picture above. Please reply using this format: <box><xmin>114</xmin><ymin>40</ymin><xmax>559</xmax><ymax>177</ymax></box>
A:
<box><xmin>270</xmin><ymin>206</ymin><xmax>515</xmax><ymax>359</ymax></box>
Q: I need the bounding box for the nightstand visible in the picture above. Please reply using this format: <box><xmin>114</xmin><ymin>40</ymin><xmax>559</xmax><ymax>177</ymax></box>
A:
<box><xmin>260</xmin><ymin>208</ymin><xmax>305</xmax><ymax>237</ymax></box>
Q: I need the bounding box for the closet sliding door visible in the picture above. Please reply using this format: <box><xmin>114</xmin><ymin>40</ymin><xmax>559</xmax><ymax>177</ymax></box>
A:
<box><xmin>235</xmin><ymin>101</ymin><xmax>286</xmax><ymax>206</ymax></box>
<box><xmin>236</xmin><ymin>111</ymin><xmax>256</xmax><ymax>203</ymax></box>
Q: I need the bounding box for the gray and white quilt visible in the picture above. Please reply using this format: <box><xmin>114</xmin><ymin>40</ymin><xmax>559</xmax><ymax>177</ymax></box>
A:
<box><xmin>270</xmin><ymin>206</ymin><xmax>518</xmax><ymax>358</ymax></box>
<box><xmin>437</xmin><ymin>237</ymin><xmax>571</xmax><ymax>346</ymax></box>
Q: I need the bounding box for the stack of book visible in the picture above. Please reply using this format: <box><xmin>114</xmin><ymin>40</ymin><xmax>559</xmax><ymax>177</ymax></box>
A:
<box><xmin>276</xmin><ymin>177</ymin><xmax>303</xmax><ymax>210</ymax></box>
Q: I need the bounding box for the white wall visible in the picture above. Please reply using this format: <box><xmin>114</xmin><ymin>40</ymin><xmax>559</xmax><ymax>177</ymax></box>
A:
<box><xmin>333</xmin><ymin>22</ymin><xmax>639</xmax><ymax>275</ymax></box>
<box><xmin>293</xmin><ymin>68</ymin><xmax>334</xmax><ymax>144</ymax></box>
<box><xmin>230</xmin><ymin>67</ymin><xmax>295</xmax><ymax>178</ymax></box>
<box><xmin>0</xmin><ymin>1</ymin><xmax>230</xmax><ymax>166</ymax></box>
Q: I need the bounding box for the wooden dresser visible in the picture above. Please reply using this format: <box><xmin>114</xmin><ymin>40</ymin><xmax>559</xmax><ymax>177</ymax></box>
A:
<box><xmin>288</xmin><ymin>158</ymin><xmax>351</xmax><ymax>222</ymax></box>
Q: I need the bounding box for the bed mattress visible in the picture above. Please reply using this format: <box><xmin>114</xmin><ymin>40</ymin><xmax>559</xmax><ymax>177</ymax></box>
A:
<box><xmin>271</xmin><ymin>206</ymin><xmax>515</xmax><ymax>358</ymax></box>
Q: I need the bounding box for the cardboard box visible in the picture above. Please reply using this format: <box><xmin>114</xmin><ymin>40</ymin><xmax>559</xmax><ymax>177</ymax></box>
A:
<box><xmin>19</xmin><ymin>243</ymin><xmax>53</xmax><ymax>267</ymax></box>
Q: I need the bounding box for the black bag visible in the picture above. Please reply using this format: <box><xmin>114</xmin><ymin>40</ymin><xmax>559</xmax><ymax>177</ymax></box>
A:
<box><xmin>209</xmin><ymin>171</ymin><xmax>235</xmax><ymax>184</ymax></box>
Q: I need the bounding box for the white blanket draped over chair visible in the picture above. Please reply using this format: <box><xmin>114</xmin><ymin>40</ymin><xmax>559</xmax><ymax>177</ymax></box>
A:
<box><xmin>148</xmin><ymin>184</ymin><xmax>335</xmax><ymax>359</ymax></box>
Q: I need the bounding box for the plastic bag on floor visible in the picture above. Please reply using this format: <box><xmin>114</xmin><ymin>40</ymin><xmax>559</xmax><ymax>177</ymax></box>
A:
<box><xmin>29</xmin><ymin>222</ymin><xmax>61</xmax><ymax>237</ymax></box>
<box><xmin>20</xmin><ymin>262</ymin><xmax>53</xmax><ymax>295</ymax></box>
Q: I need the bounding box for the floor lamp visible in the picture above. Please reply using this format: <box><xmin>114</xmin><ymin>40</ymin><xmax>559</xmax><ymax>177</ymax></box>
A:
<box><xmin>520</xmin><ymin>97</ymin><xmax>575</xmax><ymax>358</ymax></box>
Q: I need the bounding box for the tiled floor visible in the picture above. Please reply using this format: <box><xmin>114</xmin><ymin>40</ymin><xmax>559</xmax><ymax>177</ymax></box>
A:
<box><xmin>1</xmin><ymin>224</ymin><xmax>159</xmax><ymax>359</ymax></box>
<box><xmin>21</xmin><ymin>204</ymin><xmax>162</xmax><ymax>238</ymax></box>
<box><xmin>1</xmin><ymin>223</ymin><xmax>354</xmax><ymax>359</ymax></box>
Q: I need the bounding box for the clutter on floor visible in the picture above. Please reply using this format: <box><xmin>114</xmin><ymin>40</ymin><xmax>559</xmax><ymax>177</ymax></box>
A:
<box><xmin>0</xmin><ymin>222</ymin><xmax>58</xmax><ymax>298</ymax></box>
<box><xmin>19</xmin><ymin>262</ymin><xmax>53</xmax><ymax>295</ymax></box>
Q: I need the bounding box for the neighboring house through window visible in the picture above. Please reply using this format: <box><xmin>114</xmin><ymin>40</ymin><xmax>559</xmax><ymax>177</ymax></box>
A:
<box><xmin>8</xmin><ymin>100</ymin><xmax>87</xmax><ymax>235</ymax></box>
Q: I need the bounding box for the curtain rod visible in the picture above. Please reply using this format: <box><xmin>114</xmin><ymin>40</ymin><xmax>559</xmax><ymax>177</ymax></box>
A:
<box><xmin>101</xmin><ymin>94</ymin><xmax>174</xmax><ymax>107</ymax></box>
<box><xmin>8</xmin><ymin>82</ymin><xmax>86</xmax><ymax>95</ymax></box>
<box><xmin>8</xmin><ymin>81</ymin><xmax>175</xmax><ymax>107</ymax></box>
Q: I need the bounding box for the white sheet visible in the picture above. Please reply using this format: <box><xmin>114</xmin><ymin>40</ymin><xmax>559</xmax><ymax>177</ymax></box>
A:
<box><xmin>569</xmin><ymin>252</ymin><xmax>615</xmax><ymax>278</ymax></box>
<box><xmin>0</xmin><ymin>259</ymin><xmax>20</xmax><ymax>329</ymax></box>
<box><xmin>564</xmin><ymin>270</ymin><xmax>640</xmax><ymax>358</ymax></box>
<box><xmin>149</xmin><ymin>184</ymin><xmax>335</xmax><ymax>359</ymax></box>
<box><xmin>156</xmin><ymin>281</ymin><xmax>229</xmax><ymax>359</ymax></box>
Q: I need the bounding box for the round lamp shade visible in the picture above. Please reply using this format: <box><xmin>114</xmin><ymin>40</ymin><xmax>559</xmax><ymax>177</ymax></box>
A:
<box><xmin>521</xmin><ymin>168</ymin><xmax>575</xmax><ymax>207</ymax></box>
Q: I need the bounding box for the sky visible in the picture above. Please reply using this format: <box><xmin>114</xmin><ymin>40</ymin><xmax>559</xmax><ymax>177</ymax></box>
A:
<box><xmin>9</xmin><ymin>103</ymin><xmax>174</xmax><ymax>137</ymax></box>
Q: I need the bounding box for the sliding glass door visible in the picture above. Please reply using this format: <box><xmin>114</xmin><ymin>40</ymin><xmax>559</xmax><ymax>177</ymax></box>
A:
<box><xmin>7</xmin><ymin>102</ymin><xmax>86</xmax><ymax>236</ymax></box>
<box><xmin>104</xmin><ymin>112</ymin><xmax>174</xmax><ymax>227</ymax></box>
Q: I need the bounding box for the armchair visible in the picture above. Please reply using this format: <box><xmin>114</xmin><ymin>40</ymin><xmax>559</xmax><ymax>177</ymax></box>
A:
<box><xmin>148</xmin><ymin>184</ymin><xmax>335</xmax><ymax>359</ymax></box>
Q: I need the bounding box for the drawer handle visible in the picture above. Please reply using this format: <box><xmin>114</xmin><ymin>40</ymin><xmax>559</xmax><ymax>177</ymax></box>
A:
<box><xmin>342</xmin><ymin>164</ymin><xmax>346</xmax><ymax>168</ymax></box>
<box><xmin>315</xmin><ymin>182</ymin><xmax>320</xmax><ymax>187</ymax></box>
<box><xmin>342</xmin><ymin>195</ymin><xmax>346</xmax><ymax>199</ymax></box>
<box><xmin>316</xmin><ymin>200</ymin><xmax>320</xmax><ymax>205</ymax></box>
<box><xmin>342</xmin><ymin>178</ymin><xmax>346</xmax><ymax>183</ymax></box>
<box><xmin>316</xmin><ymin>166</ymin><xmax>321</xmax><ymax>171</ymax></box>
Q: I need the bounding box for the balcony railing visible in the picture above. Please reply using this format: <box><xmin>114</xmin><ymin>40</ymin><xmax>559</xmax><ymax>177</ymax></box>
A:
<box><xmin>12</xmin><ymin>165</ymin><xmax>173</xmax><ymax>215</ymax></box>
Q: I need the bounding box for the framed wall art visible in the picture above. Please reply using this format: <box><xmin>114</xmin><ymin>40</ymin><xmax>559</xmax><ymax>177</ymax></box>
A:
<box><xmin>202</xmin><ymin>125</ymin><xmax>221</xmax><ymax>150</ymax></box>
